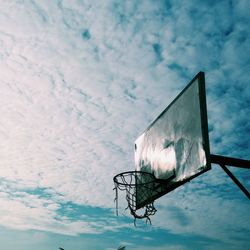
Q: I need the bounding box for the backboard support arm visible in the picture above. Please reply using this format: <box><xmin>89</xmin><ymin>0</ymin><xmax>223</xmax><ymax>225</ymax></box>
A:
<box><xmin>210</xmin><ymin>154</ymin><xmax>250</xmax><ymax>169</ymax></box>
<box><xmin>210</xmin><ymin>154</ymin><xmax>250</xmax><ymax>200</ymax></box>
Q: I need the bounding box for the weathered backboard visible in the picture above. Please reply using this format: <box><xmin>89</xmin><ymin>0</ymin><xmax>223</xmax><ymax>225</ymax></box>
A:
<box><xmin>135</xmin><ymin>72</ymin><xmax>211</xmax><ymax>209</ymax></box>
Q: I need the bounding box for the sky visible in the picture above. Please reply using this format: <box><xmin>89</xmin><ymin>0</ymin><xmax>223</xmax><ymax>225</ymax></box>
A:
<box><xmin>0</xmin><ymin>0</ymin><xmax>249</xmax><ymax>249</ymax></box>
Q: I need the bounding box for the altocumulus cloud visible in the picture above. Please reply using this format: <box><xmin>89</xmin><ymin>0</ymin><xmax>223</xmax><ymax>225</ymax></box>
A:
<box><xmin>0</xmin><ymin>0</ymin><xmax>249</xmax><ymax>249</ymax></box>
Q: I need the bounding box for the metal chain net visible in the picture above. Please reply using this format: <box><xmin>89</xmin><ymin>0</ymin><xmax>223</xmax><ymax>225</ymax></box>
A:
<box><xmin>113</xmin><ymin>171</ymin><xmax>157</xmax><ymax>225</ymax></box>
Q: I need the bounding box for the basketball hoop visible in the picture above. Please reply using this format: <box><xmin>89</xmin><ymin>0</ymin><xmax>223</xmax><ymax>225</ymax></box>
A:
<box><xmin>113</xmin><ymin>171</ymin><xmax>157</xmax><ymax>225</ymax></box>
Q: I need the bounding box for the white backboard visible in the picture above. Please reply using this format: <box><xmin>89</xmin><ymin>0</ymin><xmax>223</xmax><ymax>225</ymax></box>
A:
<box><xmin>135</xmin><ymin>72</ymin><xmax>211</xmax><ymax>209</ymax></box>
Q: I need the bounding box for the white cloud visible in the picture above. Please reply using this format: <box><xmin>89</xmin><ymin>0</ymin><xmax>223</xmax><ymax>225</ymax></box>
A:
<box><xmin>151</xmin><ymin>167</ymin><xmax>250</xmax><ymax>247</ymax></box>
<box><xmin>0</xmin><ymin>180</ymin><xmax>106</xmax><ymax>235</ymax></box>
<box><xmin>0</xmin><ymin>0</ymin><xmax>249</xmax><ymax>248</ymax></box>
<box><xmin>133</xmin><ymin>245</ymin><xmax>186</xmax><ymax>250</ymax></box>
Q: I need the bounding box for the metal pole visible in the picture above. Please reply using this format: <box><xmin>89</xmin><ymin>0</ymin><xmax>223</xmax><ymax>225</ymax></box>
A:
<box><xmin>210</xmin><ymin>154</ymin><xmax>250</xmax><ymax>169</ymax></box>
<box><xmin>218</xmin><ymin>164</ymin><xmax>250</xmax><ymax>200</ymax></box>
<box><xmin>210</xmin><ymin>154</ymin><xmax>250</xmax><ymax>199</ymax></box>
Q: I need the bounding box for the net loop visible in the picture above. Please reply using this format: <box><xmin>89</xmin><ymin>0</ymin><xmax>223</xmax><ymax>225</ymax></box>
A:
<box><xmin>113</xmin><ymin>171</ymin><xmax>157</xmax><ymax>225</ymax></box>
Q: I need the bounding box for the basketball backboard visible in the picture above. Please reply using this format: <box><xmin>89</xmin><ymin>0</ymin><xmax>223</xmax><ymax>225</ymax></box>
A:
<box><xmin>135</xmin><ymin>72</ymin><xmax>211</xmax><ymax>209</ymax></box>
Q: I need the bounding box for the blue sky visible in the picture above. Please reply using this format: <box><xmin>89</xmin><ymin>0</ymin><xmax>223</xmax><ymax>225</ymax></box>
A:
<box><xmin>0</xmin><ymin>0</ymin><xmax>249</xmax><ymax>249</ymax></box>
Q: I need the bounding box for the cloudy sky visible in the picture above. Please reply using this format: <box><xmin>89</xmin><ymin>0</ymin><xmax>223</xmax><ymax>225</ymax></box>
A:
<box><xmin>0</xmin><ymin>0</ymin><xmax>249</xmax><ymax>249</ymax></box>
